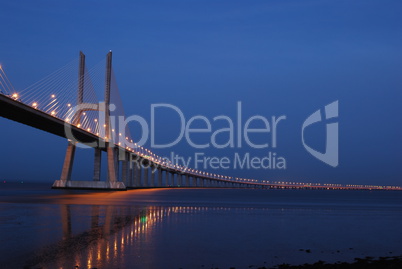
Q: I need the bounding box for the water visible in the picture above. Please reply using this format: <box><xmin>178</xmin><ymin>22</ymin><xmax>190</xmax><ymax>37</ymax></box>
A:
<box><xmin>1</xmin><ymin>183</ymin><xmax>402</xmax><ymax>269</ymax></box>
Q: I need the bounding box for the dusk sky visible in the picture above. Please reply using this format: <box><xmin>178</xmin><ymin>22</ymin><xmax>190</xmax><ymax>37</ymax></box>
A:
<box><xmin>0</xmin><ymin>0</ymin><xmax>401</xmax><ymax>185</ymax></box>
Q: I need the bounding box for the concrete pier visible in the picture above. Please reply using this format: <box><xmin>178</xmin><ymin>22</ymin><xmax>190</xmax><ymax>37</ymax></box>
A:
<box><xmin>185</xmin><ymin>174</ymin><xmax>190</xmax><ymax>187</ymax></box>
<box><xmin>60</xmin><ymin>141</ymin><xmax>76</xmax><ymax>181</ymax></box>
<box><xmin>151</xmin><ymin>168</ymin><xmax>156</xmax><ymax>187</ymax></box>
<box><xmin>158</xmin><ymin>168</ymin><xmax>162</xmax><ymax>187</ymax></box>
<box><xmin>93</xmin><ymin>148</ymin><xmax>101</xmax><ymax>181</ymax></box>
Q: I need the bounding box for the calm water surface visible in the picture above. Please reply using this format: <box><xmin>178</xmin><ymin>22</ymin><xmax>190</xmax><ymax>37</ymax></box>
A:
<box><xmin>1</xmin><ymin>183</ymin><xmax>402</xmax><ymax>269</ymax></box>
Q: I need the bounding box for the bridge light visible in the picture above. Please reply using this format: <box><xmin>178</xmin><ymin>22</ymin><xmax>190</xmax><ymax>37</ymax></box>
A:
<box><xmin>32</xmin><ymin>102</ymin><xmax>38</xmax><ymax>108</ymax></box>
<box><xmin>94</xmin><ymin>119</ymin><xmax>98</xmax><ymax>122</ymax></box>
<box><xmin>51</xmin><ymin>111</ymin><xmax>56</xmax><ymax>116</ymax></box>
<box><xmin>87</xmin><ymin>128</ymin><xmax>91</xmax><ymax>132</ymax></box>
<box><xmin>51</xmin><ymin>94</ymin><xmax>55</xmax><ymax>98</ymax></box>
<box><xmin>12</xmin><ymin>93</ymin><xmax>18</xmax><ymax>99</ymax></box>
<box><xmin>77</xmin><ymin>123</ymin><xmax>81</xmax><ymax>128</ymax></box>
<box><xmin>67</xmin><ymin>104</ymin><xmax>71</xmax><ymax>107</ymax></box>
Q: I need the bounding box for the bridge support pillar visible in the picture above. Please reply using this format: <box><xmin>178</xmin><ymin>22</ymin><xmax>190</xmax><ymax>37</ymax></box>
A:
<box><xmin>170</xmin><ymin>172</ymin><xmax>174</xmax><ymax>186</ymax></box>
<box><xmin>127</xmin><ymin>156</ymin><xmax>134</xmax><ymax>187</ymax></box>
<box><xmin>60</xmin><ymin>141</ymin><xmax>76</xmax><ymax>182</ymax></box>
<box><xmin>167</xmin><ymin>172</ymin><xmax>172</xmax><ymax>187</ymax></box>
<box><xmin>158</xmin><ymin>168</ymin><xmax>162</xmax><ymax>187</ymax></box>
<box><xmin>185</xmin><ymin>174</ymin><xmax>189</xmax><ymax>187</ymax></box>
<box><xmin>178</xmin><ymin>174</ymin><xmax>183</xmax><ymax>187</ymax></box>
<box><xmin>151</xmin><ymin>167</ymin><xmax>156</xmax><ymax>187</ymax></box>
<box><xmin>134</xmin><ymin>163</ymin><xmax>141</xmax><ymax>187</ymax></box>
<box><xmin>150</xmin><ymin>166</ymin><xmax>154</xmax><ymax>187</ymax></box>
<box><xmin>121</xmin><ymin>151</ymin><xmax>129</xmax><ymax>185</ymax></box>
<box><xmin>164</xmin><ymin>170</ymin><xmax>168</xmax><ymax>187</ymax></box>
<box><xmin>172</xmin><ymin>173</ymin><xmax>176</xmax><ymax>186</ymax></box>
<box><xmin>107</xmin><ymin>147</ymin><xmax>118</xmax><ymax>183</ymax></box>
<box><xmin>181</xmin><ymin>174</ymin><xmax>187</xmax><ymax>187</ymax></box>
<box><xmin>143</xmin><ymin>166</ymin><xmax>149</xmax><ymax>187</ymax></box>
<box><xmin>170</xmin><ymin>173</ymin><xmax>174</xmax><ymax>187</ymax></box>
<box><xmin>115</xmin><ymin>147</ymin><xmax>121</xmax><ymax>181</ymax></box>
<box><xmin>163</xmin><ymin>171</ymin><xmax>167</xmax><ymax>187</ymax></box>
<box><xmin>93</xmin><ymin>148</ymin><xmax>101</xmax><ymax>181</ymax></box>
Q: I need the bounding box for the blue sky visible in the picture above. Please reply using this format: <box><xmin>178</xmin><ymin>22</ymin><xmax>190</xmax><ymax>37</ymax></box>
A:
<box><xmin>0</xmin><ymin>0</ymin><xmax>401</xmax><ymax>185</ymax></box>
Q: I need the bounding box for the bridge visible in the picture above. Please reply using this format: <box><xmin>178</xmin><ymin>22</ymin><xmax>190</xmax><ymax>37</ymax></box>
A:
<box><xmin>0</xmin><ymin>52</ymin><xmax>400</xmax><ymax>191</ymax></box>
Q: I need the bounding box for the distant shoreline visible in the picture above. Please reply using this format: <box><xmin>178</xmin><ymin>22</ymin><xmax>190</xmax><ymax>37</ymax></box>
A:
<box><xmin>267</xmin><ymin>255</ymin><xmax>402</xmax><ymax>269</ymax></box>
<box><xmin>202</xmin><ymin>255</ymin><xmax>402</xmax><ymax>269</ymax></box>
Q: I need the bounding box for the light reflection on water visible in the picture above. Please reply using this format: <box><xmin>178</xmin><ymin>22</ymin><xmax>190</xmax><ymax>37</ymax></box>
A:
<box><xmin>1</xmin><ymin>185</ymin><xmax>402</xmax><ymax>269</ymax></box>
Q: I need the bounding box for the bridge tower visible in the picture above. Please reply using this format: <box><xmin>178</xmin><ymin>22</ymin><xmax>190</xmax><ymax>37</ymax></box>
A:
<box><xmin>52</xmin><ymin>51</ymin><xmax>125</xmax><ymax>190</ymax></box>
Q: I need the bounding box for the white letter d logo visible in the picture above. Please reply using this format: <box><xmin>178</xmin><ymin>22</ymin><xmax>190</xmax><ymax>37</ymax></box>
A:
<box><xmin>302</xmin><ymin>101</ymin><xmax>338</xmax><ymax>167</ymax></box>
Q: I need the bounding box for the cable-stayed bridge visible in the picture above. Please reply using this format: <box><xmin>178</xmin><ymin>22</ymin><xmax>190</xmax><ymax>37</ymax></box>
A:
<box><xmin>0</xmin><ymin>52</ymin><xmax>399</xmax><ymax>191</ymax></box>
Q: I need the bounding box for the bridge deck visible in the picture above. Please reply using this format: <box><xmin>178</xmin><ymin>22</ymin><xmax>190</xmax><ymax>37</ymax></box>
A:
<box><xmin>0</xmin><ymin>94</ymin><xmax>100</xmax><ymax>144</ymax></box>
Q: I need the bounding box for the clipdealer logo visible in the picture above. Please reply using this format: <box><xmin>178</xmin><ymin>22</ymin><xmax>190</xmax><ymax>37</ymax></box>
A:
<box><xmin>64</xmin><ymin>101</ymin><xmax>339</xmax><ymax>169</ymax></box>
<box><xmin>301</xmin><ymin>101</ymin><xmax>339</xmax><ymax>167</ymax></box>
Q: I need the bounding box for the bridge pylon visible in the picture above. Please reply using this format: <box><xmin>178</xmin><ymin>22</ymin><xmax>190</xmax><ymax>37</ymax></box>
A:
<box><xmin>52</xmin><ymin>51</ymin><xmax>126</xmax><ymax>190</ymax></box>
